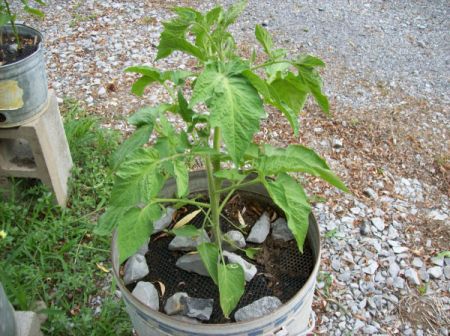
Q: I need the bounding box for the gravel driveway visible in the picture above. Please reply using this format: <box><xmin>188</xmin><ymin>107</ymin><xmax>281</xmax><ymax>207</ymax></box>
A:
<box><xmin>19</xmin><ymin>0</ymin><xmax>450</xmax><ymax>334</ymax></box>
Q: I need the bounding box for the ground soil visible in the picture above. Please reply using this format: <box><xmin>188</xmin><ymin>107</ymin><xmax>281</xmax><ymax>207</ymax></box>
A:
<box><xmin>124</xmin><ymin>191</ymin><xmax>315</xmax><ymax>324</ymax></box>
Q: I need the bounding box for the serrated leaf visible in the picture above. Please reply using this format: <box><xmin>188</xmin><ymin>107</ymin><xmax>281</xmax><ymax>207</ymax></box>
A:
<box><xmin>161</xmin><ymin>70</ymin><xmax>192</xmax><ymax>85</ymax></box>
<box><xmin>242</xmin><ymin>70</ymin><xmax>271</xmax><ymax>99</ymax></box>
<box><xmin>128</xmin><ymin>104</ymin><xmax>172</xmax><ymax>127</ymax></box>
<box><xmin>176</xmin><ymin>90</ymin><xmax>194</xmax><ymax>122</ymax></box>
<box><xmin>190</xmin><ymin>62</ymin><xmax>265</xmax><ymax>164</ymax></box>
<box><xmin>118</xmin><ymin>204</ymin><xmax>161</xmax><ymax>263</ymax></box>
<box><xmin>255</xmin><ymin>24</ymin><xmax>273</xmax><ymax>55</ymax></box>
<box><xmin>222</xmin><ymin>0</ymin><xmax>247</xmax><ymax>27</ymax></box>
<box><xmin>112</xmin><ymin>124</ymin><xmax>153</xmax><ymax>169</ymax></box>
<box><xmin>197</xmin><ymin>242</ymin><xmax>219</xmax><ymax>285</ymax></box>
<box><xmin>297</xmin><ymin>55</ymin><xmax>325</xmax><ymax>68</ymax></box>
<box><xmin>110</xmin><ymin>148</ymin><xmax>164</xmax><ymax>207</ymax></box>
<box><xmin>296</xmin><ymin>66</ymin><xmax>329</xmax><ymax>114</ymax></box>
<box><xmin>264</xmin><ymin>173</ymin><xmax>311</xmax><ymax>252</ymax></box>
<box><xmin>173</xmin><ymin>209</ymin><xmax>202</xmax><ymax>229</ymax></box>
<box><xmin>245</xmin><ymin>247</ymin><xmax>261</xmax><ymax>260</ymax></box>
<box><xmin>218</xmin><ymin>263</ymin><xmax>245</xmax><ymax>318</ymax></box>
<box><xmin>125</xmin><ymin>65</ymin><xmax>162</xmax><ymax>80</ymax></box>
<box><xmin>173</xmin><ymin>160</ymin><xmax>189</xmax><ymax>197</ymax></box>
<box><xmin>259</xmin><ymin>144</ymin><xmax>348</xmax><ymax>192</ymax></box>
<box><xmin>156</xmin><ymin>31</ymin><xmax>206</xmax><ymax>61</ymax></box>
<box><xmin>206</xmin><ymin>6</ymin><xmax>222</xmax><ymax>24</ymax></box>
<box><xmin>171</xmin><ymin>225</ymin><xmax>201</xmax><ymax>237</ymax></box>
<box><xmin>95</xmin><ymin>206</ymin><xmax>129</xmax><ymax>236</ymax></box>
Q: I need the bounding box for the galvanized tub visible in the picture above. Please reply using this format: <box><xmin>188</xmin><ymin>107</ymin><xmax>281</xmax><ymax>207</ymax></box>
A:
<box><xmin>112</xmin><ymin>171</ymin><xmax>320</xmax><ymax>336</ymax></box>
<box><xmin>0</xmin><ymin>283</ymin><xmax>16</xmax><ymax>336</ymax></box>
<box><xmin>0</xmin><ymin>24</ymin><xmax>48</xmax><ymax>128</ymax></box>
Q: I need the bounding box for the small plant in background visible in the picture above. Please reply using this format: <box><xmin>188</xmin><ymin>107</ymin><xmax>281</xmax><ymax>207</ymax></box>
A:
<box><xmin>0</xmin><ymin>0</ymin><xmax>45</xmax><ymax>49</ymax></box>
<box><xmin>100</xmin><ymin>0</ymin><xmax>347</xmax><ymax>317</ymax></box>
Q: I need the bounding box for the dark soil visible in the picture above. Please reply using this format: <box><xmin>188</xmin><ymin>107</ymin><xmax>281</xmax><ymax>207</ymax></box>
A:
<box><xmin>124</xmin><ymin>191</ymin><xmax>315</xmax><ymax>324</ymax></box>
<box><xmin>0</xmin><ymin>31</ymin><xmax>39</xmax><ymax>65</ymax></box>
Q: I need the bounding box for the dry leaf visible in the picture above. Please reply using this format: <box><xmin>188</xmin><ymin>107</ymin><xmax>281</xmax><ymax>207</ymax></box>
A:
<box><xmin>237</xmin><ymin>211</ymin><xmax>246</xmax><ymax>227</ymax></box>
<box><xmin>155</xmin><ymin>281</ymin><xmax>166</xmax><ymax>296</ymax></box>
<box><xmin>173</xmin><ymin>209</ymin><xmax>201</xmax><ymax>229</ymax></box>
<box><xmin>96</xmin><ymin>262</ymin><xmax>110</xmax><ymax>273</ymax></box>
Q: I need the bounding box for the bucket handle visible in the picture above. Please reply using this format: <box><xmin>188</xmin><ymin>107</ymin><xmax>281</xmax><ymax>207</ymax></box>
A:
<box><xmin>270</xmin><ymin>311</ymin><xmax>316</xmax><ymax>336</ymax></box>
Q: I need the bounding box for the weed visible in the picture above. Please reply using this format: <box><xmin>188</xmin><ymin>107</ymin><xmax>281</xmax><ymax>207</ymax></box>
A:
<box><xmin>0</xmin><ymin>99</ymin><xmax>131</xmax><ymax>335</ymax></box>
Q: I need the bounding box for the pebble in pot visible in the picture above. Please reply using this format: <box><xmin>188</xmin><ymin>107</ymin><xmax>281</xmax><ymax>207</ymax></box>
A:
<box><xmin>247</xmin><ymin>212</ymin><xmax>270</xmax><ymax>243</ymax></box>
<box><xmin>234</xmin><ymin>296</ymin><xmax>282</xmax><ymax>322</ymax></box>
<box><xmin>271</xmin><ymin>217</ymin><xmax>294</xmax><ymax>241</ymax></box>
<box><xmin>223</xmin><ymin>251</ymin><xmax>257</xmax><ymax>282</ymax></box>
<box><xmin>131</xmin><ymin>282</ymin><xmax>159</xmax><ymax>311</ymax></box>
<box><xmin>223</xmin><ymin>230</ymin><xmax>246</xmax><ymax>251</ymax></box>
<box><xmin>164</xmin><ymin>292</ymin><xmax>189</xmax><ymax>315</ymax></box>
<box><xmin>123</xmin><ymin>254</ymin><xmax>149</xmax><ymax>285</ymax></box>
<box><xmin>181</xmin><ymin>297</ymin><xmax>214</xmax><ymax>321</ymax></box>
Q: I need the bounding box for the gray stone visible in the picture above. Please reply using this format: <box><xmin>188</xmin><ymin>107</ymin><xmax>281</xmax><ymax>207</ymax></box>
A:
<box><xmin>444</xmin><ymin>266</ymin><xmax>450</xmax><ymax>279</ymax></box>
<box><xmin>331</xmin><ymin>258</ymin><xmax>341</xmax><ymax>272</ymax></box>
<box><xmin>363</xmin><ymin>188</ymin><xmax>378</xmax><ymax>199</ymax></box>
<box><xmin>393</xmin><ymin>277</ymin><xmax>405</xmax><ymax>289</ymax></box>
<box><xmin>175</xmin><ymin>254</ymin><xmax>209</xmax><ymax>277</ymax></box>
<box><xmin>14</xmin><ymin>311</ymin><xmax>43</xmax><ymax>336</ymax></box>
<box><xmin>131</xmin><ymin>282</ymin><xmax>159</xmax><ymax>311</ymax></box>
<box><xmin>405</xmin><ymin>268</ymin><xmax>420</xmax><ymax>285</ymax></box>
<box><xmin>223</xmin><ymin>251</ymin><xmax>257</xmax><ymax>282</ymax></box>
<box><xmin>363</xmin><ymin>261</ymin><xmax>378</xmax><ymax>275</ymax></box>
<box><xmin>164</xmin><ymin>292</ymin><xmax>189</xmax><ymax>315</ymax></box>
<box><xmin>247</xmin><ymin>212</ymin><xmax>270</xmax><ymax>243</ymax></box>
<box><xmin>363</xmin><ymin>325</ymin><xmax>378</xmax><ymax>334</ymax></box>
<box><xmin>411</xmin><ymin>257</ymin><xmax>423</xmax><ymax>268</ymax></box>
<box><xmin>354</xmin><ymin>319</ymin><xmax>365</xmax><ymax>330</ymax></box>
<box><xmin>370</xmin><ymin>217</ymin><xmax>385</xmax><ymax>231</ymax></box>
<box><xmin>389</xmin><ymin>262</ymin><xmax>401</xmax><ymax>278</ymax></box>
<box><xmin>182</xmin><ymin>297</ymin><xmax>213</xmax><ymax>321</ymax></box>
<box><xmin>418</xmin><ymin>269</ymin><xmax>430</xmax><ymax>282</ymax></box>
<box><xmin>338</xmin><ymin>272</ymin><xmax>351</xmax><ymax>283</ymax></box>
<box><xmin>430</xmin><ymin>257</ymin><xmax>444</xmax><ymax>267</ymax></box>
<box><xmin>169</xmin><ymin>230</ymin><xmax>210</xmax><ymax>251</ymax></box>
<box><xmin>223</xmin><ymin>230</ymin><xmax>246</xmax><ymax>251</ymax></box>
<box><xmin>271</xmin><ymin>218</ymin><xmax>294</xmax><ymax>241</ymax></box>
<box><xmin>234</xmin><ymin>296</ymin><xmax>282</xmax><ymax>322</ymax></box>
<box><xmin>427</xmin><ymin>266</ymin><xmax>443</xmax><ymax>279</ymax></box>
<box><xmin>123</xmin><ymin>254</ymin><xmax>149</xmax><ymax>285</ymax></box>
<box><xmin>137</xmin><ymin>239</ymin><xmax>149</xmax><ymax>256</ymax></box>
<box><xmin>153</xmin><ymin>207</ymin><xmax>176</xmax><ymax>233</ymax></box>
<box><xmin>360</xmin><ymin>221</ymin><xmax>371</xmax><ymax>236</ymax></box>
<box><xmin>98</xmin><ymin>86</ymin><xmax>107</xmax><ymax>96</ymax></box>
<box><xmin>392</xmin><ymin>246</ymin><xmax>409</xmax><ymax>254</ymax></box>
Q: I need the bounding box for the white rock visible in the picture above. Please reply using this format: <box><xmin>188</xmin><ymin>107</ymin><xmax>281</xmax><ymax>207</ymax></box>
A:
<box><xmin>98</xmin><ymin>86</ymin><xmax>107</xmax><ymax>96</ymax></box>
<box><xmin>392</xmin><ymin>246</ymin><xmax>409</xmax><ymax>254</ymax></box>
<box><xmin>223</xmin><ymin>251</ymin><xmax>257</xmax><ymax>282</ymax></box>
<box><xmin>427</xmin><ymin>266</ymin><xmax>443</xmax><ymax>279</ymax></box>
<box><xmin>370</xmin><ymin>217</ymin><xmax>385</xmax><ymax>231</ymax></box>
<box><xmin>271</xmin><ymin>217</ymin><xmax>294</xmax><ymax>242</ymax></box>
<box><xmin>175</xmin><ymin>254</ymin><xmax>209</xmax><ymax>277</ymax></box>
<box><xmin>405</xmin><ymin>268</ymin><xmax>420</xmax><ymax>285</ymax></box>
<box><xmin>430</xmin><ymin>257</ymin><xmax>444</xmax><ymax>267</ymax></box>
<box><xmin>363</xmin><ymin>261</ymin><xmax>378</xmax><ymax>275</ymax></box>
<box><xmin>123</xmin><ymin>254</ymin><xmax>149</xmax><ymax>285</ymax></box>
<box><xmin>132</xmin><ymin>282</ymin><xmax>159</xmax><ymax>310</ymax></box>
<box><xmin>428</xmin><ymin>210</ymin><xmax>448</xmax><ymax>221</ymax></box>
<box><xmin>223</xmin><ymin>230</ymin><xmax>246</xmax><ymax>251</ymax></box>
<box><xmin>389</xmin><ymin>262</ymin><xmax>400</xmax><ymax>278</ymax></box>
<box><xmin>411</xmin><ymin>258</ymin><xmax>423</xmax><ymax>268</ymax></box>
<box><xmin>169</xmin><ymin>230</ymin><xmax>210</xmax><ymax>251</ymax></box>
<box><xmin>247</xmin><ymin>212</ymin><xmax>270</xmax><ymax>243</ymax></box>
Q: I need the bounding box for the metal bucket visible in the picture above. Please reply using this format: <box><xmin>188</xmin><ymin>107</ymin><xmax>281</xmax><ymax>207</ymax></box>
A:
<box><xmin>0</xmin><ymin>24</ymin><xmax>48</xmax><ymax>128</ymax></box>
<box><xmin>0</xmin><ymin>283</ymin><xmax>16</xmax><ymax>336</ymax></box>
<box><xmin>112</xmin><ymin>171</ymin><xmax>320</xmax><ymax>336</ymax></box>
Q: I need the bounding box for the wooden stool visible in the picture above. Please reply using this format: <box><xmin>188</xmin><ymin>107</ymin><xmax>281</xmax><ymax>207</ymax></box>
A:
<box><xmin>0</xmin><ymin>91</ymin><xmax>72</xmax><ymax>206</ymax></box>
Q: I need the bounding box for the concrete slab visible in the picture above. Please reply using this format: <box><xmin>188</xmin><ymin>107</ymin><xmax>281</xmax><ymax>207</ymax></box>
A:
<box><xmin>14</xmin><ymin>311</ymin><xmax>43</xmax><ymax>336</ymax></box>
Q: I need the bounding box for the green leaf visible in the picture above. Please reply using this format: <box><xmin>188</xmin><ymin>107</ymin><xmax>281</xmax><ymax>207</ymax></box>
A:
<box><xmin>214</xmin><ymin>169</ymin><xmax>246</xmax><ymax>182</ymax></box>
<box><xmin>0</xmin><ymin>13</ymin><xmax>11</xmax><ymax>26</ymax></box>
<box><xmin>156</xmin><ymin>31</ymin><xmax>206</xmax><ymax>61</ymax></box>
<box><xmin>222</xmin><ymin>0</ymin><xmax>247</xmax><ymax>27</ymax></box>
<box><xmin>171</xmin><ymin>225</ymin><xmax>201</xmax><ymax>237</ymax></box>
<box><xmin>218</xmin><ymin>263</ymin><xmax>245</xmax><ymax>318</ymax></box>
<box><xmin>130</xmin><ymin>76</ymin><xmax>156</xmax><ymax>96</ymax></box>
<box><xmin>297</xmin><ymin>55</ymin><xmax>325</xmax><ymax>68</ymax></box>
<box><xmin>176</xmin><ymin>90</ymin><xmax>194</xmax><ymax>122</ymax></box>
<box><xmin>173</xmin><ymin>159</ymin><xmax>189</xmax><ymax>197</ymax></box>
<box><xmin>244</xmin><ymin>247</ymin><xmax>261</xmax><ymax>260</ymax></box>
<box><xmin>125</xmin><ymin>65</ymin><xmax>162</xmax><ymax>80</ymax></box>
<box><xmin>259</xmin><ymin>144</ymin><xmax>348</xmax><ymax>192</ymax></box>
<box><xmin>270</xmin><ymin>72</ymin><xmax>308</xmax><ymax>114</ymax></box>
<box><xmin>112</xmin><ymin>124</ymin><xmax>153</xmax><ymax>169</ymax></box>
<box><xmin>255</xmin><ymin>24</ymin><xmax>273</xmax><ymax>55</ymax></box>
<box><xmin>296</xmin><ymin>66</ymin><xmax>329</xmax><ymax>113</ymax></box>
<box><xmin>206</xmin><ymin>6</ymin><xmax>222</xmax><ymax>24</ymax></box>
<box><xmin>242</xmin><ymin>70</ymin><xmax>271</xmax><ymax>99</ymax></box>
<box><xmin>24</xmin><ymin>6</ymin><xmax>44</xmax><ymax>18</ymax></box>
<box><xmin>190</xmin><ymin>62</ymin><xmax>265</xmax><ymax>164</ymax></box>
<box><xmin>436</xmin><ymin>251</ymin><xmax>450</xmax><ymax>259</ymax></box>
<box><xmin>128</xmin><ymin>104</ymin><xmax>172</xmax><ymax>127</ymax></box>
<box><xmin>161</xmin><ymin>70</ymin><xmax>193</xmax><ymax>85</ymax></box>
<box><xmin>264</xmin><ymin>173</ymin><xmax>311</xmax><ymax>252</ymax></box>
<box><xmin>197</xmin><ymin>243</ymin><xmax>219</xmax><ymax>285</ymax></box>
<box><xmin>110</xmin><ymin>148</ymin><xmax>164</xmax><ymax>207</ymax></box>
<box><xmin>117</xmin><ymin>205</ymin><xmax>161</xmax><ymax>263</ymax></box>
<box><xmin>95</xmin><ymin>206</ymin><xmax>129</xmax><ymax>236</ymax></box>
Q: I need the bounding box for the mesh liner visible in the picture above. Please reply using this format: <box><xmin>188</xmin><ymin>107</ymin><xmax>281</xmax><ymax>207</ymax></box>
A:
<box><xmin>127</xmin><ymin>192</ymin><xmax>315</xmax><ymax>323</ymax></box>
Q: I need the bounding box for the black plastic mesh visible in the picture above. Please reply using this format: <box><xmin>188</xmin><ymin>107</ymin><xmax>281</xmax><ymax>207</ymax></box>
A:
<box><xmin>126</xmin><ymin>193</ymin><xmax>315</xmax><ymax>323</ymax></box>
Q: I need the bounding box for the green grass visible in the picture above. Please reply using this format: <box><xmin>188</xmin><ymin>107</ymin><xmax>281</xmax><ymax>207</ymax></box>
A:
<box><xmin>0</xmin><ymin>99</ymin><xmax>132</xmax><ymax>335</ymax></box>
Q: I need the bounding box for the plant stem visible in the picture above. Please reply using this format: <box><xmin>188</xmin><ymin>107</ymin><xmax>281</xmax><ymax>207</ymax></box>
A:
<box><xmin>3</xmin><ymin>0</ymin><xmax>21</xmax><ymax>49</ymax></box>
<box><xmin>151</xmin><ymin>198</ymin><xmax>210</xmax><ymax>208</ymax></box>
